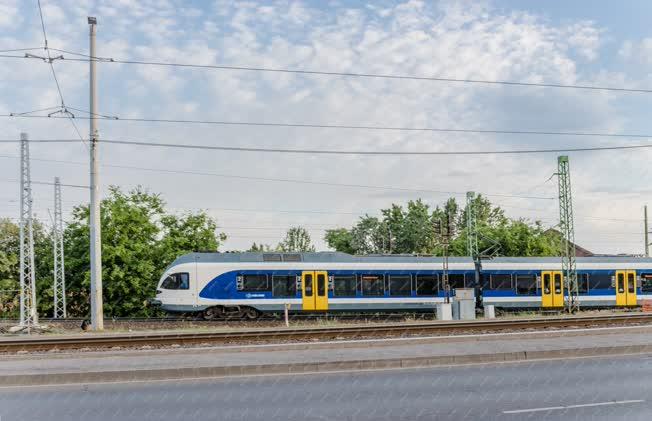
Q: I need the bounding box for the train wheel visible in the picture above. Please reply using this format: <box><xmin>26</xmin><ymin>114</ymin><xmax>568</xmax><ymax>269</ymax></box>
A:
<box><xmin>242</xmin><ymin>307</ymin><xmax>260</xmax><ymax>320</ymax></box>
<box><xmin>202</xmin><ymin>306</ymin><xmax>222</xmax><ymax>320</ymax></box>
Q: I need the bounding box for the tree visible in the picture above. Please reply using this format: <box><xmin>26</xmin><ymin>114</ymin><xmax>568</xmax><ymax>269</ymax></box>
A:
<box><xmin>278</xmin><ymin>227</ymin><xmax>315</xmax><ymax>252</ymax></box>
<box><xmin>323</xmin><ymin>229</ymin><xmax>355</xmax><ymax>254</ymax></box>
<box><xmin>324</xmin><ymin>197</ymin><xmax>559</xmax><ymax>257</ymax></box>
<box><xmin>64</xmin><ymin>186</ymin><xmax>226</xmax><ymax>317</ymax></box>
<box><xmin>248</xmin><ymin>242</ymin><xmax>274</xmax><ymax>252</ymax></box>
<box><xmin>0</xmin><ymin>218</ymin><xmax>53</xmax><ymax>318</ymax></box>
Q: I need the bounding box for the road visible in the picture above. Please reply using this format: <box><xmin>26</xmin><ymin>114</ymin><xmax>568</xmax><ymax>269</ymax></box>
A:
<box><xmin>1</xmin><ymin>354</ymin><xmax>650</xmax><ymax>420</ymax></box>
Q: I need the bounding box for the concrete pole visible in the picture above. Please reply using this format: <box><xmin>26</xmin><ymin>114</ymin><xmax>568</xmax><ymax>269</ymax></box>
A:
<box><xmin>645</xmin><ymin>205</ymin><xmax>649</xmax><ymax>257</ymax></box>
<box><xmin>88</xmin><ymin>16</ymin><xmax>103</xmax><ymax>330</ymax></box>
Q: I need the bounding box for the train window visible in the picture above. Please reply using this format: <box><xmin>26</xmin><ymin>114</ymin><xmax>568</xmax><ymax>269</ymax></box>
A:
<box><xmin>516</xmin><ymin>275</ymin><xmax>536</xmax><ymax>295</ymax></box>
<box><xmin>543</xmin><ymin>273</ymin><xmax>551</xmax><ymax>294</ymax></box>
<box><xmin>490</xmin><ymin>274</ymin><xmax>512</xmax><ymax>290</ymax></box>
<box><xmin>588</xmin><ymin>274</ymin><xmax>612</xmax><ymax>290</ymax></box>
<box><xmin>272</xmin><ymin>275</ymin><xmax>296</xmax><ymax>298</ymax></box>
<box><xmin>628</xmin><ymin>272</ymin><xmax>635</xmax><ymax>293</ymax></box>
<box><xmin>161</xmin><ymin>272</ymin><xmax>189</xmax><ymax>290</ymax></box>
<box><xmin>617</xmin><ymin>272</ymin><xmax>625</xmax><ymax>293</ymax></box>
<box><xmin>641</xmin><ymin>274</ymin><xmax>652</xmax><ymax>292</ymax></box>
<box><xmin>304</xmin><ymin>273</ymin><xmax>313</xmax><ymax>297</ymax></box>
<box><xmin>554</xmin><ymin>273</ymin><xmax>562</xmax><ymax>294</ymax></box>
<box><xmin>578</xmin><ymin>274</ymin><xmax>589</xmax><ymax>293</ymax></box>
<box><xmin>242</xmin><ymin>274</ymin><xmax>269</xmax><ymax>291</ymax></box>
<box><xmin>449</xmin><ymin>274</ymin><xmax>465</xmax><ymax>289</ymax></box>
<box><xmin>333</xmin><ymin>275</ymin><xmax>357</xmax><ymax>297</ymax></box>
<box><xmin>416</xmin><ymin>275</ymin><xmax>438</xmax><ymax>296</ymax></box>
<box><xmin>389</xmin><ymin>275</ymin><xmax>412</xmax><ymax>297</ymax></box>
<box><xmin>361</xmin><ymin>275</ymin><xmax>384</xmax><ymax>296</ymax></box>
<box><xmin>317</xmin><ymin>273</ymin><xmax>326</xmax><ymax>296</ymax></box>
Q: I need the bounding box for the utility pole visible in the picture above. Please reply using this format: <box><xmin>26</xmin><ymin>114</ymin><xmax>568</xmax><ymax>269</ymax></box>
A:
<box><xmin>88</xmin><ymin>16</ymin><xmax>103</xmax><ymax>330</ymax></box>
<box><xmin>19</xmin><ymin>133</ymin><xmax>38</xmax><ymax>330</ymax></box>
<box><xmin>52</xmin><ymin>177</ymin><xmax>66</xmax><ymax>318</ymax></box>
<box><xmin>558</xmin><ymin>156</ymin><xmax>579</xmax><ymax>313</ymax></box>
<box><xmin>645</xmin><ymin>205</ymin><xmax>649</xmax><ymax>257</ymax></box>
<box><xmin>466</xmin><ymin>192</ymin><xmax>482</xmax><ymax>291</ymax></box>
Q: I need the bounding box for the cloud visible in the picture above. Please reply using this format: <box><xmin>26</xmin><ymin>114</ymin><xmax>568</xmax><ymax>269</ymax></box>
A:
<box><xmin>0</xmin><ymin>0</ymin><xmax>647</xmax><ymax>254</ymax></box>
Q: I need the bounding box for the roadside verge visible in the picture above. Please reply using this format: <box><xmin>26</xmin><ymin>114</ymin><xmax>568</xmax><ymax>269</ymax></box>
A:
<box><xmin>2</xmin><ymin>343</ymin><xmax>650</xmax><ymax>386</ymax></box>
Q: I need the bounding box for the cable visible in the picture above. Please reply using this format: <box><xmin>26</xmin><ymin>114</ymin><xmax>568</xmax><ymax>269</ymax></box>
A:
<box><xmin>7</xmin><ymin>49</ymin><xmax>652</xmax><ymax>94</ymax></box>
<box><xmin>101</xmin><ymin>138</ymin><xmax>652</xmax><ymax>155</ymax></box>
<box><xmin>3</xmin><ymin>113</ymin><xmax>652</xmax><ymax>140</ymax></box>
<box><xmin>6</xmin><ymin>136</ymin><xmax>652</xmax><ymax>154</ymax></box>
<box><xmin>33</xmin><ymin>0</ymin><xmax>88</xmax><ymax>149</ymax></box>
<box><xmin>0</xmin><ymin>153</ymin><xmax>554</xmax><ymax>200</ymax></box>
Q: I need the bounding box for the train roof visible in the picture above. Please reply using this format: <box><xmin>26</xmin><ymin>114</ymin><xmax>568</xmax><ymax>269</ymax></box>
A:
<box><xmin>170</xmin><ymin>252</ymin><xmax>652</xmax><ymax>266</ymax></box>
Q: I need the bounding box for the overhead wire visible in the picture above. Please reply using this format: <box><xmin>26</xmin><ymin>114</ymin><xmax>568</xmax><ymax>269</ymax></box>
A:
<box><xmin>2</xmin><ymin>137</ymin><xmax>652</xmax><ymax>154</ymax></box>
<box><xmin>0</xmin><ymin>153</ymin><xmax>554</xmax><ymax>200</ymax></box>
<box><xmin>3</xmin><ymin>114</ymin><xmax>652</xmax><ymax>140</ymax></box>
<box><xmin>34</xmin><ymin>0</ymin><xmax>88</xmax><ymax>148</ymax></box>
<box><xmin>2</xmin><ymin>49</ymin><xmax>651</xmax><ymax>94</ymax></box>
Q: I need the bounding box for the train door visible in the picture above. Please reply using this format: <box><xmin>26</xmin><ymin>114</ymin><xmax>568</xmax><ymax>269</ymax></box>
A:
<box><xmin>541</xmin><ymin>271</ymin><xmax>564</xmax><ymax>308</ymax></box>
<box><xmin>615</xmin><ymin>270</ymin><xmax>637</xmax><ymax>307</ymax></box>
<box><xmin>301</xmin><ymin>271</ymin><xmax>328</xmax><ymax>311</ymax></box>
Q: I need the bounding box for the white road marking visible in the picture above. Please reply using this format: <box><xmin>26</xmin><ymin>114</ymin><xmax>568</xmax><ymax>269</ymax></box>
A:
<box><xmin>503</xmin><ymin>400</ymin><xmax>645</xmax><ymax>414</ymax></box>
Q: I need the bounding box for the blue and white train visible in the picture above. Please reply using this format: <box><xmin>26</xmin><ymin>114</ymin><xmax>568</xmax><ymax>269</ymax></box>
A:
<box><xmin>152</xmin><ymin>252</ymin><xmax>652</xmax><ymax>318</ymax></box>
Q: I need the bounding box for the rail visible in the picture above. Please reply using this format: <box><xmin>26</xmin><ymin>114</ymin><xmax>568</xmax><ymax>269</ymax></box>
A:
<box><xmin>2</xmin><ymin>312</ymin><xmax>651</xmax><ymax>353</ymax></box>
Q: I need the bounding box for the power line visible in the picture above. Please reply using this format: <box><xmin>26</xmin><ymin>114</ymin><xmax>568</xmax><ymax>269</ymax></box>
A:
<box><xmin>6</xmin><ymin>49</ymin><xmax>652</xmax><ymax>94</ymax></box>
<box><xmin>4</xmin><ymin>137</ymin><xmax>652</xmax><ymax>154</ymax></box>
<box><xmin>4</xmin><ymin>114</ymin><xmax>652</xmax><ymax>140</ymax></box>
<box><xmin>33</xmin><ymin>0</ymin><xmax>87</xmax><ymax>148</ymax></box>
<box><xmin>99</xmin><ymin>138</ymin><xmax>652</xmax><ymax>155</ymax></box>
<box><xmin>0</xmin><ymin>153</ymin><xmax>554</xmax><ymax>200</ymax></box>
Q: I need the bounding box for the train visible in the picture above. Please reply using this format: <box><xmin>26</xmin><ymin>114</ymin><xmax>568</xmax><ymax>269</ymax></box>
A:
<box><xmin>151</xmin><ymin>251</ymin><xmax>652</xmax><ymax>318</ymax></box>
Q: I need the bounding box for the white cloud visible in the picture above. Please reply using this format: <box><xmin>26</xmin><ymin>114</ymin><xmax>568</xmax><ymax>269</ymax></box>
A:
<box><xmin>0</xmin><ymin>0</ymin><xmax>647</xmax><ymax>254</ymax></box>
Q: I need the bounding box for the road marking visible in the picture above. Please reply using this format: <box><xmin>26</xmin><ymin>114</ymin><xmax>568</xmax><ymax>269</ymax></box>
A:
<box><xmin>503</xmin><ymin>400</ymin><xmax>645</xmax><ymax>414</ymax></box>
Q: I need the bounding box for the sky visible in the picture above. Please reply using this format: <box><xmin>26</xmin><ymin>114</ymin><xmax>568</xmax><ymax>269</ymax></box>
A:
<box><xmin>1</xmin><ymin>0</ymin><xmax>652</xmax><ymax>254</ymax></box>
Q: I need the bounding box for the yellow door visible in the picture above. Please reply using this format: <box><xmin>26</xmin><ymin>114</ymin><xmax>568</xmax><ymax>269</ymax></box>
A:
<box><xmin>552</xmin><ymin>271</ymin><xmax>564</xmax><ymax>307</ymax></box>
<box><xmin>541</xmin><ymin>271</ymin><xmax>563</xmax><ymax>308</ymax></box>
<box><xmin>315</xmin><ymin>271</ymin><xmax>328</xmax><ymax>311</ymax></box>
<box><xmin>541</xmin><ymin>271</ymin><xmax>553</xmax><ymax>308</ymax></box>
<box><xmin>627</xmin><ymin>271</ymin><xmax>637</xmax><ymax>306</ymax></box>
<box><xmin>302</xmin><ymin>271</ymin><xmax>328</xmax><ymax>311</ymax></box>
<box><xmin>616</xmin><ymin>271</ymin><xmax>626</xmax><ymax>306</ymax></box>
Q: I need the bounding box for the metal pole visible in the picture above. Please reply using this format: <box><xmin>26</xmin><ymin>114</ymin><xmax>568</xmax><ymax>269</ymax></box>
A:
<box><xmin>53</xmin><ymin>177</ymin><xmax>66</xmax><ymax>318</ymax></box>
<box><xmin>88</xmin><ymin>16</ymin><xmax>103</xmax><ymax>331</ymax></box>
<box><xmin>19</xmin><ymin>133</ymin><xmax>38</xmax><ymax>329</ymax></box>
<box><xmin>558</xmin><ymin>156</ymin><xmax>579</xmax><ymax>313</ymax></box>
<box><xmin>645</xmin><ymin>205</ymin><xmax>649</xmax><ymax>257</ymax></box>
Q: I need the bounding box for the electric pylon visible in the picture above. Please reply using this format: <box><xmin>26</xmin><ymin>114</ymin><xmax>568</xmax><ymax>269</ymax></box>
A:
<box><xmin>558</xmin><ymin>156</ymin><xmax>579</xmax><ymax>313</ymax></box>
<box><xmin>19</xmin><ymin>133</ymin><xmax>38</xmax><ymax>328</ymax></box>
<box><xmin>53</xmin><ymin>177</ymin><xmax>66</xmax><ymax>318</ymax></box>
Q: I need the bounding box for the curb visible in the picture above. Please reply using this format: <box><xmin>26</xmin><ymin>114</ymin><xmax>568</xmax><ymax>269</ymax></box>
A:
<box><xmin>1</xmin><ymin>344</ymin><xmax>651</xmax><ymax>387</ymax></box>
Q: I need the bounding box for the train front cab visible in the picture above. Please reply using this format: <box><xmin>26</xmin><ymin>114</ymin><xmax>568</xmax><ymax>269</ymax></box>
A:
<box><xmin>615</xmin><ymin>270</ymin><xmax>637</xmax><ymax>307</ymax></box>
<box><xmin>541</xmin><ymin>271</ymin><xmax>564</xmax><ymax>308</ymax></box>
<box><xmin>301</xmin><ymin>271</ymin><xmax>328</xmax><ymax>311</ymax></box>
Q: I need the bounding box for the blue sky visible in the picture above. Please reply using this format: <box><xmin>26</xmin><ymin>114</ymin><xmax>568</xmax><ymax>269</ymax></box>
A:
<box><xmin>1</xmin><ymin>0</ymin><xmax>651</xmax><ymax>254</ymax></box>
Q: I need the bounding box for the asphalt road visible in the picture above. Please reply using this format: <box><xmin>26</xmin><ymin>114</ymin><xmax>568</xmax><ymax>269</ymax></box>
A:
<box><xmin>1</xmin><ymin>354</ymin><xmax>651</xmax><ymax>421</ymax></box>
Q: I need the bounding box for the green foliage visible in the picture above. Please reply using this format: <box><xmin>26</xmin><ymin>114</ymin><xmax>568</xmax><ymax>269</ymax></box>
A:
<box><xmin>247</xmin><ymin>242</ymin><xmax>275</xmax><ymax>252</ymax></box>
<box><xmin>0</xmin><ymin>218</ymin><xmax>53</xmax><ymax>318</ymax></box>
<box><xmin>278</xmin><ymin>226</ymin><xmax>315</xmax><ymax>252</ymax></box>
<box><xmin>0</xmin><ymin>186</ymin><xmax>228</xmax><ymax>319</ymax></box>
<box><xmin>325</xmin><ymin>196</ymin><xmax>559</xmax><ymax>257</ymax></box>
<box><xmin>63</xmin><ymin>186</ymin><xmax>227</xmax><ymax>317</ymax></box>
<box><xmin>323</xmin><ymin>229</ymin><xmax>355</xmax><ymax>254</ymax></box>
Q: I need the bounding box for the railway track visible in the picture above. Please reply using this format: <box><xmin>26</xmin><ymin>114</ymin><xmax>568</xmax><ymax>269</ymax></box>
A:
<box><xmin>1</xmin><ymin>313</ymin><xmax>651</xmax><ymax>353</ymax></box>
